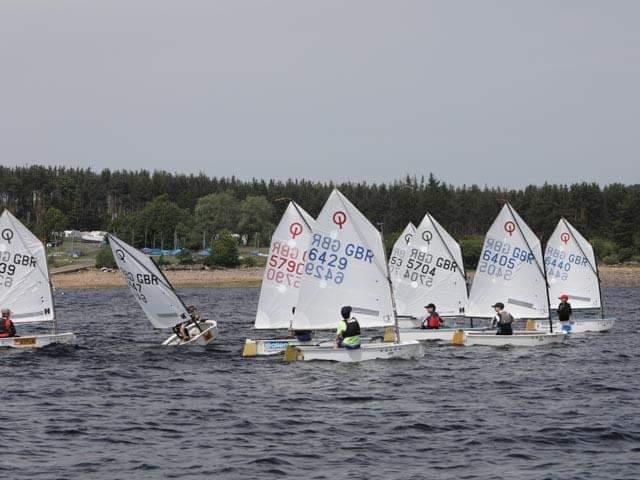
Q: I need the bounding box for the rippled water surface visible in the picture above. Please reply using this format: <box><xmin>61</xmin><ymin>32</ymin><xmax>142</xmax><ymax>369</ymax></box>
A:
<box><xmin>1</xmin><ymin>287</ymin><xmax>639</xmax><ymax>479</ymax></box>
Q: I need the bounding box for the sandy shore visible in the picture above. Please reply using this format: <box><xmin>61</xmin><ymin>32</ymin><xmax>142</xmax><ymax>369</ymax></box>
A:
<box><xmin>51</xmin><ymin>265</ymin><xmax>640</xmax><ymax>290</ymax></box>
<box><xmin>52</xmin><ymin>267</ymin><xmax>264</xmax><ymax>289</ymax></box>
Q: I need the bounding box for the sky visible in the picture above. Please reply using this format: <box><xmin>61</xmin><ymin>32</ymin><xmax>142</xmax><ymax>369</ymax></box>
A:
<box><xmin>1</xmin><ymin>1</ymin><xmax>638</xmax><ymax>187</ymax></box>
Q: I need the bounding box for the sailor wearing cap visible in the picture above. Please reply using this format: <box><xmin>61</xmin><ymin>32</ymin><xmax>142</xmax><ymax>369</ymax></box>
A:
<box><xmin>420</xmin><ymin>303</ymin><xmax>443</xmax><ymax>329</ymax></box>
<box><xmin>491</xmin><ymin>302</ymin><xmax>514</xmax><ymax>335</ymax></box>
<box><xmin>557</xmin><ymin>294</ymin><xmax>573</xmax><ymax>333</ymax></box>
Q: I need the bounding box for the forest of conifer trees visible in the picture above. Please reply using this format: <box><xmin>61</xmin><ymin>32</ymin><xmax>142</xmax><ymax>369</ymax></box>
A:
<box><xmin>1</xmin><ymin>165</ymin><xmax>639</xmax><ymax>264</ymax></box>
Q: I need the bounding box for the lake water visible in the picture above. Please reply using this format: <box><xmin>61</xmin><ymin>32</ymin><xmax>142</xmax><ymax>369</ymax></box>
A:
<box><xmin>1</xmin><ymin>287</ymin><xmax>638</xmax><ymax>479</ymax></box>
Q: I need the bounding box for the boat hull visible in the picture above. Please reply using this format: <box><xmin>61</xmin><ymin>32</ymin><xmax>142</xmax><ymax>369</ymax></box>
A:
<box><xmin>162</xmin><ymin>320</ymin><xmax>218</xmax><ymax>346</ymax></box>
<box><xmin>242</xmin><ymin>337</ymin><xmax>332</xmax><ymax>357</ymax></box>
<box><xmin>285</xmin><ymin>340</ymin><xmax>422</xmax><ymax>363</ymax></box>
<box><xmin>399</xmin><ymin>327</ymin><xmax>488</xmax><ymax>343</ymax></box>
<box><xmin>456</xmin><ymin>330</ymin><xmax>566</xmax><ymax>347</ymax></box>
<box><xmin>0</xmin><ymin>332</ymin><xmax>76</xmax><ymax>349</ymax></box>
<box><xmin>533</xmin><ymin>318</ymin><xmax>615</xmax><ymax>333</ymax></box>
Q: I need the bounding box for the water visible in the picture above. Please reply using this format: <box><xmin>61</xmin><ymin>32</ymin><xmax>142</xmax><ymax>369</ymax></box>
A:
<box><xmin>1</xmin><ymin>287</ymin><xmax>639</xmax><ymax>480</ymax></box>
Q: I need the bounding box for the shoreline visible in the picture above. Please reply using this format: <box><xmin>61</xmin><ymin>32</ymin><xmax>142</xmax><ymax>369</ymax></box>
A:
<box><xmin>51</xmin><ymin>265</ymin><xmax>640</xmax><ymax>290</ymax></box>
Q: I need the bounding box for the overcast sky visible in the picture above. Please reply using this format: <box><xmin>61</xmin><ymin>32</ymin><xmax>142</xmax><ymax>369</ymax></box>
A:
<box><xmin>1</xmin><ymin>1</ymin><xmax>638</xmax><ymax>187</ymax></box>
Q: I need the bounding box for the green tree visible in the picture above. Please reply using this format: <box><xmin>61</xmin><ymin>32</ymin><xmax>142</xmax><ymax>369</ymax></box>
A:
<box><xmin>460</xmin><ymin>236</ymin><xmax>484</xmax><ymax>269</ymax></box>
<box><xmin>237</xmin><ymin>195</ymin><xmax>275</xmax><ymax>247</ymax></box>
<box><xmin>39</xmin><ymin>207</ymin><xmax>68</xmax><ymax>242</ymax></box>
<box><xmin>194</xmin><ymin>191</ymin><xmax>240</xmax><ymax>244</ymax></box>
<box><xmin>138</xmin><ymin>194</ymin><xmax>189</xmax><ymax>249</ymax></box>
<box><xmin>205</xmin><ymin>230</ymin><xmax>240</xmax><ymax>267</ymax></box>
<box><xmin>95</xmin><ymin>245</ymin><xmax>116</xmax><ymax>268</ymax></box>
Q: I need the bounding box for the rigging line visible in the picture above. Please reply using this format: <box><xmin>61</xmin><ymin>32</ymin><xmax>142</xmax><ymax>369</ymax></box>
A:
<box><xmin>562</xmin><ymin>218</ymin><xmax>598</xmax><ymax>277</ymax></box>
<box><xmin>290</xmin><ymin>201</ymin><xmax>313</xmax><ymax>232</ymax></box>
<box><xmin>427</xmin><ymin>212</ymin><xmax>467</xmax><ymax>284</ymax></box>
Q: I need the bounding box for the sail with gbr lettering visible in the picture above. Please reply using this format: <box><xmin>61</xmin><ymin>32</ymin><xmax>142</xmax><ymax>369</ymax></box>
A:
<box><xmin>394</xmin><ymin>213</ymin><xmax>467</xmax><ymax>317</ymax></box>
<box><xmin>293</xmin><ymin>189</ymin><xmax>395</xmax><ymax>330</ymax></box>
<box><xmin>466</xmin><ymin>203</ymin><xmax>549</xmax><ymax>319</ymax></box>
<box><xmin>0</xmin><ymin>210</ymin><xmax>55</xmax><ymax>323</ymax></box>
<box><xmin>109</xmin><ymin>234</ymin><xmax>190</xmax><ymax>329</ymax></box>
<box><xmin>545</xmin><ymin>218</ymin><xmax>601</xmax><ymax>310</ymax></box>
<box><xmin>389</xmin><ymin>222</ymin><xmax>416</xmax><ymax>286</ymax></box>
<box><xmin>255</xmin><ymin>202</ymin><xmax>316</xmax><ymax>329</ymax></box>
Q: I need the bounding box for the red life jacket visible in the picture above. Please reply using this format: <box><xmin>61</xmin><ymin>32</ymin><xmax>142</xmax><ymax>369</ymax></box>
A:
<box><xmin>0</xmin><ymin>318</ymin><xmax>13</xmax><ymax>337</ymax></box>
<box><xmin>426</xmin><ymin>314</ymin><xmax>441</xmax><ymax>329</ymax></box>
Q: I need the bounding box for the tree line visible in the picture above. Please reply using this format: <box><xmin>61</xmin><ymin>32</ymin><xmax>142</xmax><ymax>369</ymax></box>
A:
<box><xmin>1</xmin><ymin>166</ymin><xmax>639</xmax><ymax>264</ymax></box>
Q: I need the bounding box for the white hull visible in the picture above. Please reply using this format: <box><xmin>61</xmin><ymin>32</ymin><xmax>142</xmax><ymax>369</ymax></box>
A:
<box><xmin>400</xmin><ymin>327</ymin><xmax>488</xmax><ymax>343</ymax></box>
<box><xmin>457</xmin><ymin>330</ymin><xmax>566</xmax><ymax>347</ymax></box>
<box><xmin>0</xmin><ymin>332</ymin><xmax>76</xmax><ymax>349</ymax></box>
<box><xmin>242</xmin><ymin>337</ymin><xmax>331</xmax><ymax>357</ymax></box>
<box><xmin>162</xmin><ymin>320</ymin><xmax>218</xmax><ymax>346</ymax></box>
<box><xmin>533</xmin><ymin>318</ymin><xmax>615</xmax><ymax>334</ymax></box>
<box><xmin>286</xmin><ymin>340</ymin><xmax>422</xmax><ymax>363</ymax></box>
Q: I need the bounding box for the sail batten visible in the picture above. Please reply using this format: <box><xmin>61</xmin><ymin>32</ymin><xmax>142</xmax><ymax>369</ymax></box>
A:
<box><xmin>0</xmin><ymin>210</ymin><xmax>55</xmax><ymax>324</ymax></box>
<box><xmin>254</xmin><ymin>202</ymin><xmax>316</xmax><ymax>329</ymax></box>
<box><xmin>293</xmin><ymin>190</ymin><xmax>394</xmax><ymax>330</ymax></box>
<box><xmin>109</xmin><ymin>234</ymin><xmax>189</xmax><ymax>329</ymax></box>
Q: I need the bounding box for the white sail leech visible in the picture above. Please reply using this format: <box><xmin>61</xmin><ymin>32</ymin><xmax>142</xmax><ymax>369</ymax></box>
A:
<box><xmin>545</xmin><ymin>218</ymin><xmax>601</xmax><ymax>310</ymax></box>
<box><xmin>254</xmin><ymin>201</ymin><xmax>316</xmax><ymax>329</ymax></box>
<box><xmin>109</xmin><ymin>234</ymin><xmax>190</xmax><ymax>329</ymax></box>
<box><xmin>389</xmin><ymin>222</ymin><xmax>416</xmax><ymax>286</ymax></box>
<box><xmin>0</xmin><ymin>210</ymin><xmax>55</xmax><ymax>324</ymax></box>
<box><xmin>293</xmin><ymin>189</ymin><xmax>395</xmax><ymax>330</ymax></box>
<box><xmin>393</xmin><ymin>213</ymin><xmax>467</xmax><ymax>317</ymax></box>
<box><xmin>466</xmin><ymin>204</ymin><xmax>549</xmax><ymax>319</ymax></box>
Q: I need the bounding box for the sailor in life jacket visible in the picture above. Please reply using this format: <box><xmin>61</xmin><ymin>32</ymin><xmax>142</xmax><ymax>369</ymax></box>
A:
<box><xmin>0</xmin><ymin>309</ymin><xmax>17</xmax><ymax>338</ymax></box>
<box><xmin>492</xmin><ymin>302</ymin><xmax>514</xmax><ymax>335</ymax></box>
<box><xmin>335</xmin><ymin>306</ymin><xmax>361</xmax><ymax>349</ymax></box>
<box><xmin>556</xmin><ymin>294</ymin><xmax>573</xmax><ymax>323</ymax></box>
<box><xmin>421</xmin><ymin>303</ymin><xmax>443</xmax><ymax>329</ymax></box>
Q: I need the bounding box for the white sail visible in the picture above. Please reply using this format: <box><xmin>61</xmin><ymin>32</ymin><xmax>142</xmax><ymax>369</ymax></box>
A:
<box><xmin>0</xmin><ymin>210</ymin><xmax>55</xmax><ymax>324</ymax></box>
<box><xmin>109</xmin><ymin>234</ymin><xmax>190</xmax><ymax>329</ymax></box>
<box><xmin>466</xmin><ymin>204</ymin><xmax>549</xmax><ymax>319</ymax></box>
<box><xmin>255</xmin><ymin>201</ymin><xmax>316</xmax><ymax>329</ymax></box>
<box><xmin>394</xmin><ymin>213</ymin><xmax>467</xmax><ymax>317</ymax></box>
<box><xmin>545</xmin><ymin>218</ymin><xmax>601</xmax><ymax>309</ymax></box>
<box><xmin>389</xmin><ymin>222</ymin><xmax>416</xmax><ymax>284</ymax></box>
<box><xmin>293</xmin><ymin>189</ymin><xmax>395</xmax><ymax>330</ymax></box>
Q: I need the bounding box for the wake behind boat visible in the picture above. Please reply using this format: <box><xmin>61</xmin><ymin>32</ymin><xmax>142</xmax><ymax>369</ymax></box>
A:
<box><xmin>0</xmin><ymin>210</ymin><xmax>76</xmax><ymax>349</ymax></box>
<box><xmin>109</xmin><ymin>234</ymin><xmax>218</xmax><ymax>346</ymax></box>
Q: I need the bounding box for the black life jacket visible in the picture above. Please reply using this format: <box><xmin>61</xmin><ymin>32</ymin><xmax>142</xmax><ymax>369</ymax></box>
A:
<box><xmin>343</xmin><ymin>317</ymin><xmax>361</xmax><ymax>338</ymax></box>
<box><xmin>557</xmin><ymin>302</ymin><xmax>572</xmax><ymax>320</ymax></box>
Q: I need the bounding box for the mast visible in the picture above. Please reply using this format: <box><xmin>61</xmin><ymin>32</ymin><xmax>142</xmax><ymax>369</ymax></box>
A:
<box><xmin>505</xmin><ymin>203</ymin><xmax>553</xmax><ymax>333</ymax></box>
<box><xmin>381</xmin><ymin>225</ymin><xmax>401</xmax><ymax>343</ymax></box>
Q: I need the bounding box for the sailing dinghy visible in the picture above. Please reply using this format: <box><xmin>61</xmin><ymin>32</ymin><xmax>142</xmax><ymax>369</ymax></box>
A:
<box><xmin>457</xmin><ymin>204</ymin><xmax>566</xmax><ymax>347</ymax></box>
<box><xmin>534</xmin><ymin>218</ymin><xmax>615</xmax><ymax>333</ymax></box>
<box><xmin>392</xmin><ymin>212</ymin><xmax>484</xmax><ymax>342</ymax></box>
<box><xmin>108</xmin><ymin>234</ymin><xmax>218</xmax><ymax>346</ymax></box>
<box><xmin>389</xmin><ymin>222</ymin><xmax>418</xmax><ymax>330</ymax></box>
<box><xmin>243</xmin><ymin>201</ymin><xmax>331</xmax><ymax>356</ymax></box>
<box><xmin>284</xmin><ymin>190</ymin><xmax>421</xmax><ymax>362</ymax></box>
<box><xmin>0</xmin><ymin>210</ymin><xmax>76</xmax><ymax>348</ymax></box>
